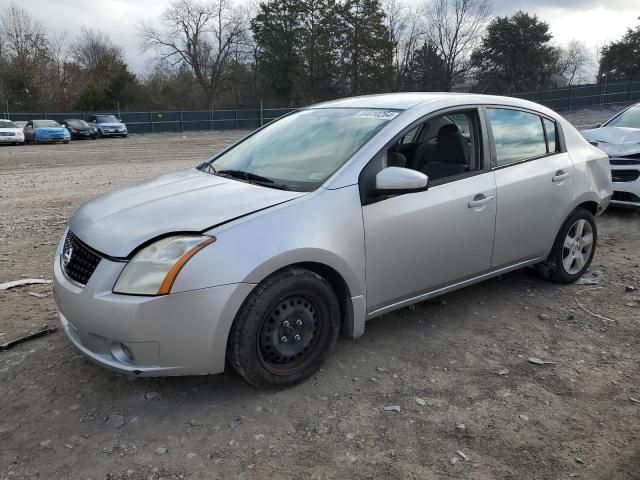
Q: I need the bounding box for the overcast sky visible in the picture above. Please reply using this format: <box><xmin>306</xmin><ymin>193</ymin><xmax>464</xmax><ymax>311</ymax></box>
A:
<box><xmin>7</xmin><ymin>0</ymin><xmax>640</xmax><ymax>75</ymax></box>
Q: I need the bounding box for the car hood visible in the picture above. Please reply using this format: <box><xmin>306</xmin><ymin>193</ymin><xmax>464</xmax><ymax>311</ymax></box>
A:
<box><xmin>69</xmin><ymin>169</ymin><xmax>307</xmax><ymax>258</ymax></box>
<box><xmin>581</xmin><ymin>126</ymin><xmax>640</xmax><ymax>157</ymax></box>
<box><xmin>0</xmin><ymin>128</ymin><xmax>23</xmax><ymax>134</ymax></box>
<box><xmin>97</xmin><ymin>122</ymin><xmax>126</xmax><ymax>128</ymax></box>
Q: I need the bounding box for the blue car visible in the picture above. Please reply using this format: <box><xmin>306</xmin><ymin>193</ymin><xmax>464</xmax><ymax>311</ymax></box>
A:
<box><xmin>24</xmin><ymin>120</ymin><xmax>71</xmax><ymax>144</ymax></box>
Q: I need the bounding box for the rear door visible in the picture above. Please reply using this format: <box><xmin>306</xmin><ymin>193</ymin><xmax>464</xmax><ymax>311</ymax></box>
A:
<box><xmin>487</xmin><ymin>107</ymin><xmax>574</xmax><ymax>267</ymax></box>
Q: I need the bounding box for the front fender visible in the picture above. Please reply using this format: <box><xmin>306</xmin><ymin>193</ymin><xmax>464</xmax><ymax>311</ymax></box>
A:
<box><xmin>171</xmin><ymin>185</ymin><xmax>366</xmax><ymax>299</ymax></box>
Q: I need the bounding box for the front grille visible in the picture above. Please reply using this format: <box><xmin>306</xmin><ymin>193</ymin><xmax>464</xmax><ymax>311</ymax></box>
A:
<box><xmin>612</xmin><ymin>191</ymin><xmax>640</xmax><ymax>203</ymax></box>
<box><xmin>611</xmin><ymin>170</ymin><xmax>640</xmax><ymax>183</ymax></box>
<box><xmin>62</xmin><ymin>232</ymin><xmax>101</xmax><ymax>286</ymax></box>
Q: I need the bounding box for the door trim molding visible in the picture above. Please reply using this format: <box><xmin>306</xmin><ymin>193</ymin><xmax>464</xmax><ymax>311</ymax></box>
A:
<box><xmin>366</xmin><ymin>256</ymin><xmax>542</xmax><ymax>319</ymax></box>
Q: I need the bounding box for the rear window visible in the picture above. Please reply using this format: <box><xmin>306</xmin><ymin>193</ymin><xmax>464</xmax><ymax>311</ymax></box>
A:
<box><xmin>0</xmin><ymin>120</ymin><xmax>17</xmax><ymax>128</ymax></box>
<box><xmin>487</xmin><ymin>108</ymin><xmax>547</xmax><ymax>166</ymax></box>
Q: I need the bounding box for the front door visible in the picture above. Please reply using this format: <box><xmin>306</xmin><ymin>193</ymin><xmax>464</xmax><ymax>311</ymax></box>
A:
<box><xmin>362</xmin><ymin>108</ymin><xmax>496</xmax><ymax>313</ymax></box>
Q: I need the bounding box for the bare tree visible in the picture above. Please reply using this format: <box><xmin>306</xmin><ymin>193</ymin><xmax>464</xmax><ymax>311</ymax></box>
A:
<box><xmin>557</xmin><ymin>39</ymin><xmax>595</xmax><ymax>85</ymax></box>
<box><xmin>138</xmin><ymin>0</ymin><xmax>246</xmax><ymax>107</ymax></box>
<box><xmin>424</xmin><ymin>0</ymin><xmax>490</xmax><ymax>90</ymax></box>
<box><xmin>71</xmin><ymin>28</ymin><xmax>123</xmax><ymax>72</ymax></box>
<box><xmin>48</xmin><ymin>31</ymin><xmax>76</xmax><ymax>110</ymax></box>
<box><xmin>383</xmin><ymin>0</ymin><xmax>425</xmax><ymax>91</ymax></box>
<box><xmin>0</xmin><ymin>2</ymin><xmax>49</xmax><ymax>108</ymax></box>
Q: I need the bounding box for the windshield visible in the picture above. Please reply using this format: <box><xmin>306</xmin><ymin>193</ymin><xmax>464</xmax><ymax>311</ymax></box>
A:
<box><xmin>605</xmin><ymin>105</ymin><xmax>640</xmax><ymax>129</ymax></box>
<box><xmin>95</xmin><ymin>115</ymin><xmax>119</xmax><ymax>123</ymax></box>
<box><xmin>203</xmin><ymin>108</ymin><xmax>398</xmax><ymax>191</ymax></box>
<box><xmin>67</xmin><ymin>120</ymin><xmax>90</xmax><ymax>128</ymax></box>
<box><xmin>34</xmin><ymin>120</ymin><xmax>61</xmax><ymax>128</ymax></box>
<box><xmin>0</xmin><ymin>120</ymin><xmax>17</xmax><ymax>128</ymax></box>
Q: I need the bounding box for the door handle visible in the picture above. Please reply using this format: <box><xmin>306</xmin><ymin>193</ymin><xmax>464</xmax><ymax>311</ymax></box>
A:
<box><xmin>552</xmin><ymin>170</ymin><xmax>571</xmax><ymax>182</ymax></box>
<box><xmin>468</xmin><ymin>194</ymin><xmax>495</xmax><ymax>208</ymax></box>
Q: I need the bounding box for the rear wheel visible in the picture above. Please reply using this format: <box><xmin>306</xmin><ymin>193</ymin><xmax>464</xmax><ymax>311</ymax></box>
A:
<box><xmin>536</xmin><ymin>207</ymin><xmax>597</xmax><ymax>283</ymax></box>
<box><xmin>227</xmin><ymin>268</ymin><xmax>340</xmax><ymax>389</ymax></box>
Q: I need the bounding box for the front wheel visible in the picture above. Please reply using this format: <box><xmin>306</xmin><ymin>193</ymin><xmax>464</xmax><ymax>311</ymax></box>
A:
<box><xmin>536</xmin><ymin>207</ymin><xmax>597</xmax><ymax>284</ymax></box>
<box><xmin>227</xmin><ymin>268</ymin><xmax>340</xmax><ymax>389</ymax></box>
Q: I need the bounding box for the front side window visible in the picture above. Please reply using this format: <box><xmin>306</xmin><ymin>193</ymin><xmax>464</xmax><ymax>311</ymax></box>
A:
<box><xmin>203</xmin><ymin>108</ymin><xmax>397</xmax><ymax>191</ymax></box>
<box><xmin>605</xmin><ymin>105</ymin><xmax>640</xmax><ymax>129</ymax></box>
<box><xmin>487</xmin><ymin>108</ymin><xmax>546</xmax><ymax>166</ymax></box>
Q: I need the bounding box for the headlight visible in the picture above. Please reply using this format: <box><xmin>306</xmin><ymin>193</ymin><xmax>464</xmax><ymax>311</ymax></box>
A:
<box><xmin>113</xmin><ymin>235</ymin><xmax>215</xmax><ymax>295</ymax></box>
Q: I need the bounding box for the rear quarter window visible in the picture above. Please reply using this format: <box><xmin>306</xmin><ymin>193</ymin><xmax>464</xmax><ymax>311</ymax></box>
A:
<box><xmin>487</xmin><ymin>108</ymin><xmax>547</xmax><ymax>166</ymax></box>
<box><xmin>543</xmin><ymin>118</ymin><xmax>558</xmax><ymax>153</ymax></box>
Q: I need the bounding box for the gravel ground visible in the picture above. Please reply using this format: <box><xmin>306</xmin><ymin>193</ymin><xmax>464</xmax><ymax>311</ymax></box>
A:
<box><xmin>0</xmin><ymin>114</ymin><xmax>639</xmax><ymax>480</ymax></box>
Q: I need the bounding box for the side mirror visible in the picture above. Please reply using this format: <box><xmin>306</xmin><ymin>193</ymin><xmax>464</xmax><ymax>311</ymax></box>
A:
<box><xmin>595</xmin><ymin>123</ymin><xmax>602</xmax><ymax>128</ymax></box>
<box><xmin>375</xmin><ymin>167</ymin><xmax>428</xmax><ymax>195</ymax></box>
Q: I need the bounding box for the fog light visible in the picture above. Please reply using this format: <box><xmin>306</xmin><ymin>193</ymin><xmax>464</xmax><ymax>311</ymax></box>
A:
<box><xmin>110</xmin><ymin>342</ymin><xmax>134</xmax><ymax>364</ymax></box>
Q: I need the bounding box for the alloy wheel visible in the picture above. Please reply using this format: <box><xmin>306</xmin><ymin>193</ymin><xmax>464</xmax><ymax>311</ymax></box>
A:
<box><xmin>562</xmin><ymin>219</ymin><xmax>594</xmax><ymax>275</ymax></box>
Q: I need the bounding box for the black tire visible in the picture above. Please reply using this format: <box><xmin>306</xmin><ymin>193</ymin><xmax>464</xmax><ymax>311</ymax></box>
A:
<box><xmin>227</xmin><ymin>268</ymin><xmax>340</xmax><ymax>389</ymax></box>
<box><xmin>535</xmin><ymin>207</ymin><xmax>597</xmax><ymax>284</ymax></box>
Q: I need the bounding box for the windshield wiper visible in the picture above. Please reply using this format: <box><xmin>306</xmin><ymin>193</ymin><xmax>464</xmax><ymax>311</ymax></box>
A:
<box><xmin>216</xmin><ymin>169</ymin><xmax>274</xmax><ymax>184</ymax></box>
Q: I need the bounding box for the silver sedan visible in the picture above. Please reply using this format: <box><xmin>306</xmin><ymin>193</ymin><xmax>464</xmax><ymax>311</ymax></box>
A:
<box><xmin>53</xmin><ymin>93</ymin><xmax>612</xmax><ymax>388</ymax></box>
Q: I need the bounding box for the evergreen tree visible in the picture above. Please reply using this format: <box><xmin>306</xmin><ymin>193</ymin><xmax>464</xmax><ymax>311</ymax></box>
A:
<box><xmin>407</xmin><ymin>41</ymin><xmax>447</xmax><ymax>91</ymax></box>
<box><xmin>251</xmin><ymin>0</ymin><xmax>305</xmax><ymax>104</ymax></box>
<box><xmin>340</xmin><ymin>0</ymin><xmax>393</xmax><ymax>96</ymax></box>
<box><xmin>470</xmin><ymin>11</ymin><xmax>559</xmax><ymax>94</ymax></box>
<box><xmin>598</xmin><ymin>24</ymin><xmax>640</xmax><ymax>82</ymax></box>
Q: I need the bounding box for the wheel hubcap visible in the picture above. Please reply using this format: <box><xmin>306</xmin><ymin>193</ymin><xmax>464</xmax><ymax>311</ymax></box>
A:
<box><xmin>259</xmin><ymin>295</ymin><xmax>318</xmax><ymax>364</ymax></box>
<box><xmin>562</xmin><ymin>219</ymin><xmax>593</xmax><ymax>275</ymax></box>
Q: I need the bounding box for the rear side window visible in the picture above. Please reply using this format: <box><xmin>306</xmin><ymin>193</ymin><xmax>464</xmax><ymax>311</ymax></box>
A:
<box><xmin>543</xmin><ymin>118</ymin><xmax>558</xmax><ymax>153</ymax></box>
<box><xmin>487</xmin><ymin>108</ymin><xmax>547</xmax><ymax>166</ymax></box>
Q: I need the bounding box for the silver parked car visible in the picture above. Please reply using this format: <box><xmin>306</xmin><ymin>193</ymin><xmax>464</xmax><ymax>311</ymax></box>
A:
<box><xmin>53</xmin><ymin>93</ymin><xmax>612</xmax><ymax>388</ymax></box>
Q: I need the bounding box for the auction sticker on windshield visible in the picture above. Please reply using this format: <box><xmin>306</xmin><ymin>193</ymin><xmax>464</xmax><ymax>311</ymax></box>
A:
<box><xmin>353</xmin><ymin>110</ymin><xmax>400</xmax><ymax>120</ymax></box>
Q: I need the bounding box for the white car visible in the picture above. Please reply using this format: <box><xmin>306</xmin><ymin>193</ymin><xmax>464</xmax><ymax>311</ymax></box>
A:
<box><xmin>582</xmin><ymin>103</ymin><xmax>640</xmax><ymax>208</ymax></box>
<box><xmin>0</xmin><ymin>119</ymin><xmax>25</xmax><ymax>145</ymax></box>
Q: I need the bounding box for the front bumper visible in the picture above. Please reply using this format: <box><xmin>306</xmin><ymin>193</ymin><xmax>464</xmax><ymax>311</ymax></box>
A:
<box><xmin>39</xmin><ymin>136</ymin><xmax>69</xmax><ymax>142</ymax></box>
<box><xmin>100</xmin><ymin>129</ymin><xmax>127</xmax><ymax>136</ymax></box>
<box><xmin>53</xmin><ymin>247</ymin><xmax>254</xmax><ymax>376</ymax></box>
<box><xmin>0</xmin><ymin>135</ymin><xmax>23</xmax><ymax>143</ymax></box>
<box><xmin>610</xmin><ymin>165</ymin><xmax>640</xmax><ymax>208</ymax></box>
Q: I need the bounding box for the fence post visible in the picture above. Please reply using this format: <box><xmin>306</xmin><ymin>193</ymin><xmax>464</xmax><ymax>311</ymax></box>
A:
<box><xmin>212</xmin><ymin>110</ymin><xmax>215</xmax><ymax>131</ymax></box>
<box><xmin>235</xmin><ymin>110</ymin><xmax>238</xmax><ymax>129</ymax></box>
<box><xmin>568</xmin><ymin>84</ymin><xmax>573</xmax><ymax>111</ymax></box>
<box><xmin>208</xmin><ymin>109</ymin><xmax>212</xmax><ymax>131</ymax></box>
<box><xmin>179</xmin><ymin>111</ymin><xmax>183</xmax><ymax>133</ymax></box>
<box><xmin>260</xmin><ymin>101</ymin><xmax>264</xmax><ymax>127</ymax></box>
<box><xmin>600</xmin><ymin>82</ymin><xmax>605</xmax><ymax>105</ymax></box>
<box><xmin>149</xmin><ymin>111</ymin><xmax>154</xmax><ymax>133</ymax></box>
<box><xmin>630</xmin><ymin>81</ymin><xmax>634</xmax><ymax>102</ymax></box>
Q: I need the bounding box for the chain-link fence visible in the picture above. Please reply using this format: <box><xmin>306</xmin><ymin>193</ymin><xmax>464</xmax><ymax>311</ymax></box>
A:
<box><xmin>513</xmin><ymin>80</ymin><xmax>640</xmax><ymax>111</ymax></box>
<box><xmin>1</xmin><ymin>106</ymin><xmax>298</xmax><ymax>134</ymax></box>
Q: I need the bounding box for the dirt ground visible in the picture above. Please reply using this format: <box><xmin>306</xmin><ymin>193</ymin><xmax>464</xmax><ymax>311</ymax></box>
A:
<box><xmin>0</xmin><ymin>115</ymin><xmax>639</xmax><ymax>480</ymax></box>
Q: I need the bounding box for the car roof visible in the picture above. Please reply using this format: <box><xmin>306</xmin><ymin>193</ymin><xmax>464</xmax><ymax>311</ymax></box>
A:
<box><xmin>310</xmin><ymin>92</ymin><xmax>552</xmax><ymax>114</ymax></box>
